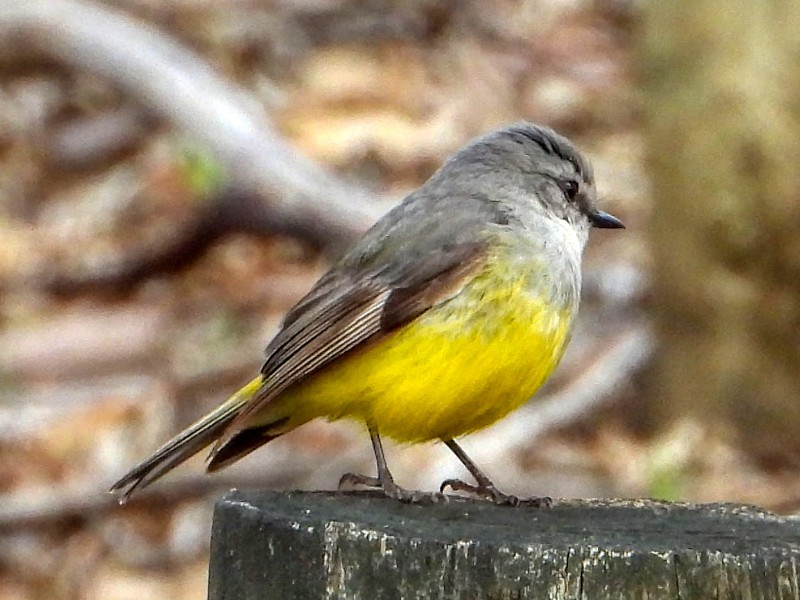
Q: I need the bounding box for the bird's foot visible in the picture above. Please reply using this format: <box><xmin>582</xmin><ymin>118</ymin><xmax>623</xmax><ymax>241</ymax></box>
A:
<box><xmin>338</xmin><ymin>472</ymin><xmax>447</xmax><ymax>504</ymax></box>
<box><xmin>439</xmin><ymin>478</ymin><xmax>551</xmax><ymax>508</ymax></box>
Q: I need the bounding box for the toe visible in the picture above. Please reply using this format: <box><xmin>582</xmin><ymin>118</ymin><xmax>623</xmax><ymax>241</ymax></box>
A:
<box><xmin>338</xmin><ymin>473</ymin><xmax>381</xmax><ymax>491</ymax></box>
<box><xmin>518</xmin><ymin>496</ymin><xmax>552</xmax><ymax>508</ymax></box>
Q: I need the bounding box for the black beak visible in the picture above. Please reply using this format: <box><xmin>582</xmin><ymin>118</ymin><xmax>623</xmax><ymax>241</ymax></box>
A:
<box><xmin>589</xmin><ymin>210</ymin><xmax>625</xmax><ymax>229</ymax></box>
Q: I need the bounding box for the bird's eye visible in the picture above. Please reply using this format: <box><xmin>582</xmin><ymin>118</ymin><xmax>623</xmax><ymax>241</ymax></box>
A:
<box><xmin>559</xmin><ymin>180</ymin><xmax>579</xmax><ymax>201</ymax></box>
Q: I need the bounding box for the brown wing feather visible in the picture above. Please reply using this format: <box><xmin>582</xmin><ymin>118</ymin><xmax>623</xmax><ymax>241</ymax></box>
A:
<box><xmin>209</xmin><ymin>240</ymin><xmax>489</xmax><ymax>460</ymax></box>
<box><xmin>381</xmin><ymin>241</ymin><xmax>487</xmax><ymax>330</ymax></box>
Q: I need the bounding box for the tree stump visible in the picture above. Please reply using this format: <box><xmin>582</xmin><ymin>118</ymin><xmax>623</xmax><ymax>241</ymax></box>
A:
<box><xmin>208</xmin><ymin>490</ymin><xmax>800</xmax><ymax>599</ymax></box>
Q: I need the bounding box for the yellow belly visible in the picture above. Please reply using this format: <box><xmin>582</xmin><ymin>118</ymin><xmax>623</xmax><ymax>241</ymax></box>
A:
<box><xmin>260</xmin><ymin>265</ymin><xmax>575</xmax><ymax>443</ymax></box>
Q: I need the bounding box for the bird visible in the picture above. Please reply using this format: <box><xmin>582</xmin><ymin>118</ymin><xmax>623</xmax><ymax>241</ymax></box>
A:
<box><xmin>111</xmin><ymin>121</ymin><xmax>624</xmax><ymax>506</ymax></box>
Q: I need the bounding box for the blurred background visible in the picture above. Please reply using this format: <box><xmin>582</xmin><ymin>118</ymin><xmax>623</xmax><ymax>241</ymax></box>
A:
<box><xmin>1</xmin><ymin>0</ymin><xmax>799</xmax><ymax>598</ymax></box>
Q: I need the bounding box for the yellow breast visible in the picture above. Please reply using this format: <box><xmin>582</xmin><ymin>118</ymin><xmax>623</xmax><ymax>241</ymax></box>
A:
<box><xmin>269</xmin><ymin>259</ymin><xmax>576</xmax><ymax>443</ymax></box>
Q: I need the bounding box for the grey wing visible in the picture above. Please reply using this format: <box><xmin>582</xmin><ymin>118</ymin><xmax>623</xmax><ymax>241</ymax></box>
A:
<box><xmin>258</xmin><ymin>188</ymin><xmax>507</xmax><ymax>383</ymax></box>
<box><xmin>208</xmin><ymin>203</ymin><xmax>494</xmax><ymax>456</ymax></box>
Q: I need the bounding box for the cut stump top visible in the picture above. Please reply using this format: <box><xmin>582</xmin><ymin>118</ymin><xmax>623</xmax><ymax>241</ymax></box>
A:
<box><xmin>209</xmin><ymin>490</ymin><xmax>800</xmax><ymax>599</ymax></box>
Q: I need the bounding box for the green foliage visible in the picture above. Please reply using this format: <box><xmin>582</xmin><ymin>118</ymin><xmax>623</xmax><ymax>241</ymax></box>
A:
<box><xmin>179</xmin><ymin>146</ymin><xmax>226</xmax><ymax>198</ymax></box>
<box><xmin>647</xmin><ymin>462</ymin><xmax>684</xmax><ymax>502</ymax></box>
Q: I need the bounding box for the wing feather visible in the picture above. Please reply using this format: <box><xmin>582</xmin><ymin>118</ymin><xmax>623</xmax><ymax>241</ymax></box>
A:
<box><xmin>209</xmin><ymin>231</ymin><xmax>491</xmax><ymax>459</ymax></box>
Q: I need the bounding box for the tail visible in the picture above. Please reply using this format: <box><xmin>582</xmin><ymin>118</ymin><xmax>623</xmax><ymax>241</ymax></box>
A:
<box><xmin>110</xmin><ymin>376</ymin><xmax>263</xmax><ymax>503</ymax></box>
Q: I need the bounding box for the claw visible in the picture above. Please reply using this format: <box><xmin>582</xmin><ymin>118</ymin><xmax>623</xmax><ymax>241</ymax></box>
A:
<box><xmin>339</xmin><ymin>471</ymin><xmax>447</xmax><ymax>504</ymax></box>
<box><xmin>338</xmin><ymin>473</ymin><xmax>381</xmax><ymax>491</ymax></box>
<box><xmin>440</xmin><ymin>477</ymin><xmax>551</xmax><ymax>508</ymax></box>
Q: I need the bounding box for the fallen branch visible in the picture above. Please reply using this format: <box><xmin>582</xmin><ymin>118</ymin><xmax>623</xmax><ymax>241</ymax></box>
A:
<box><xmin>39</xmin><ymin>185</ymin><xmax>341</xmax><ymax>296</ymax></box>
<box><xmin>0</xmin><ymin>0</ymin><xmax>384</xmax><ymax>256</ymax></box>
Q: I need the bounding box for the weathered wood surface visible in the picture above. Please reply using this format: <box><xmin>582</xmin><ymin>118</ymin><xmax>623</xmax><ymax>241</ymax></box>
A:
<box><xmin>208</xmin><ymin>490</ymin><xmax>800</xmax><ymax>599</ymax></box>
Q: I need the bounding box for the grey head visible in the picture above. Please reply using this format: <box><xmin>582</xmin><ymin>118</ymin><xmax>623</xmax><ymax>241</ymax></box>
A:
<box><xmin>427</xmin><ymin>122</ymin><xmax>624</xmax><ymax>233</ymax></box>
<box><xmin>336</xmin><ymin>121</ymin><xmax>623</xmax><ymax>282</ymax></box>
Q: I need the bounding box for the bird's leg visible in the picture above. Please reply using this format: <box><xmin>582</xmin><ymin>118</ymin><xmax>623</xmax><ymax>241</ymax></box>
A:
<box><xmin>338</xmin><ymin>428</ymin><xmax>446</xmax><ymax>503</ymax></box>
<box><xmin>439</xmin><ymin>439</ymin><xmax>551</xmax><ymax>507</ymax></box>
